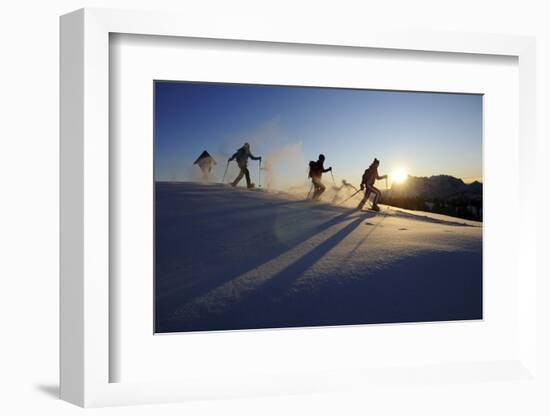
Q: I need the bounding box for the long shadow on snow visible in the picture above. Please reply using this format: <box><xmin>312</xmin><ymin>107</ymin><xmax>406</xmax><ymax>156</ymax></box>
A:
<box><xmin>157</xmin><ymin>216</ymin><xmax>365</xmax><ymax>332</ymax></box>
<box><xmin>241</xmin><ymin>216</ymin><xmax>366</xmax><ymax>302</ymax></box>
<box><xmin>155</xmin><ymin>193</ymin><xmax>372</xmax><ymax>323</ymax></box>
<box><xmin>154</xmin><ymin>207</ymin><xmax>361</xmax><ymax>294</ymax></box>
<box><xmin>159</xmin><ymin>247</ymin><xmax>482</xmax><ymax>333</ymax></box>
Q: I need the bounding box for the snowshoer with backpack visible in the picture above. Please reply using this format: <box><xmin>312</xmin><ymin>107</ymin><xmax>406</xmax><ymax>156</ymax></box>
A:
<box><xmin>357</xmin><ymin>158</ymin><xmax>387</xmax><ymax>211</ymax></box>
<box><xmin>308</xmin><ymin>154</ymin><xmax>332</xmax><ymax>201</ymax></box>
<box><xmin>228</xmin><ymin>142</ymin><xmax>262</xmax><ymax>188</ymax></box>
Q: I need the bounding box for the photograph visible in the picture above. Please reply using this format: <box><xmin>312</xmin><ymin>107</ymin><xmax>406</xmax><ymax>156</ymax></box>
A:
<box><xmin>154</xmin><ymin>81</ymin><xmax>483</xmax><ymax>333</ymax></box>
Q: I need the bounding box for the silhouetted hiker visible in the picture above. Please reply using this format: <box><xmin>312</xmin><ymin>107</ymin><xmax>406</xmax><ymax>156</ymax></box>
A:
<box><xmin>228</xmin><ymin>142</ymin><xmax>262</xmax><ymax>188</ymax></box>
<box><xmin>358</xmin><ymin>158</ymin><xmax>387</xmax><ymax>211</ymax></box>
<box><xmin>193</xmin><ymin>150</ymin><xmax>217</xmax><ymax>181</ymax></box>
<box><xmin>308</xmin><ymin>154</ymin><xmax>332</xmax><ymax>201</ymax></box>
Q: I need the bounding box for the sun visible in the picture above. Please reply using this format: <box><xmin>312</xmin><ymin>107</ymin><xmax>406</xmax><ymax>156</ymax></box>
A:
<box><xmin>391</xmin><ymin>168</ymin><xmax>408</xmax><ymax>184</ymax></box>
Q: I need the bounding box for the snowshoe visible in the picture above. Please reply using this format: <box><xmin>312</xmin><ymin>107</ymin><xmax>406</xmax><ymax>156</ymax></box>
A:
<box><xmin>370</xmin><ymin>204</ymin><xmax>381</xmax><ymax>212</ymax></box>
<box><xmin>247</xmin><ymin>183</ymin><xmax>256</xmax><ymax>189</ymax></box>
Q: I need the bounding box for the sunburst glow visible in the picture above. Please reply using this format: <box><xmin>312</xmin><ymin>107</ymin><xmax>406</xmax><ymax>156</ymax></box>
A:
<box><xmin>392</xmin><ymin>168</ymin><xmax>408</xmax><ymax>184</ymax></box>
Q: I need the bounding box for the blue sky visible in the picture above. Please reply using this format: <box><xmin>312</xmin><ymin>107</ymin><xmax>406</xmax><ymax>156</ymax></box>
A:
<box><xmin>154</xmin><ymin>81</ymin><xmax>482</xmax><ymax>187</ymax></box>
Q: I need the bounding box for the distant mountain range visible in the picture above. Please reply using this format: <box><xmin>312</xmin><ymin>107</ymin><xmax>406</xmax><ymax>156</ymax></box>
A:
<box><xmin>389</xmin><ymin>175</ymin><xmax>482</xmax><ymax>199</ymax></box>
<box><xmin>382</xmin><ymin>175</ymin><xmax>483</xmax><ymax>221</ymax></box>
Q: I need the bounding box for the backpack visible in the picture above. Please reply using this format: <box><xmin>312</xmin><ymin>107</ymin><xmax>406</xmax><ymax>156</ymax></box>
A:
<box><xmin>308</xmin><ymin>161</ymin><xmax>316</xmax><ymax>178</ymax></box>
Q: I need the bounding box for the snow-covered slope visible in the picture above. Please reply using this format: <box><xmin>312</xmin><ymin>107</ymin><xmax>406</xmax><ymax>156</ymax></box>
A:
<box><xmin>155</xmin><ymin>182</ymin><xmax>482</xmax><ymax>333</ymax></box>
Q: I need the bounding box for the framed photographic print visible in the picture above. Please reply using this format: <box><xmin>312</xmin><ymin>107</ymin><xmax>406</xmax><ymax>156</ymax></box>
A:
<box><xmin>60</xmin><ymin>8</ymin><xmax>539</xmax><ymax>408</ymax></box>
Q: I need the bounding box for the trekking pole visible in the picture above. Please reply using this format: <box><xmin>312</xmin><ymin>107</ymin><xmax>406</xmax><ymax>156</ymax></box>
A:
<box><xmin>330</xmin><ymin>169</ymin><xmax>336</xmax><ymax>185</ymax></box>
<box><xmin>305</xmin><ymin>183</ymin><xmax>313</xmax><ymax>200</ymax></box>
<box><xmin>221</xmin><ymin>161</ymin><xmax>229</xmax><ymax>184</ymax></box>
<box><xmin>258</xmin><ymin>159</ymin><xmax>262</xmax><ymax>188</ymax></box>
<box><xmin>337</xmin><ymin>189</ymin><xmax>361</xmax><ymax>206</ymax></box>
<box><xmin>383</xmin><ymin>177</ymin><xmax>390</xmax><ymax>206</ymax></box>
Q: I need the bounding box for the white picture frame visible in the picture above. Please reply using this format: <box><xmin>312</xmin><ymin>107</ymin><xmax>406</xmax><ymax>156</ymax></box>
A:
<box><xmin>60</xmin><ymin>8</ymin><xmax>538</xmax><ymax>407</ymax></box>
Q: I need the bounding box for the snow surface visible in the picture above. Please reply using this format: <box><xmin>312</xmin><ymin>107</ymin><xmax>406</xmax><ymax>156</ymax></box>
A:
<box><xmin>155</xmin><ymin>182</ymin><xmax>482</xmax><ymax>333</ymax></box>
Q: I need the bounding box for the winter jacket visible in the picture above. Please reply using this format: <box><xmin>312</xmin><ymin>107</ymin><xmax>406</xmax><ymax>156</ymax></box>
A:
<box><xmin>361</xmin><ymin>167</ymin><xmax>383</xmax><ymax>187</ymax></box>
<box><xmin>230</xmin><ymin>146</ymin><xmax>260</xmax><ymax>168</ymax></box>
<box><xmin>309</xmin><ymin>160</ymin><xmax>330</xmax><ymax>179</ymax></box>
